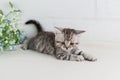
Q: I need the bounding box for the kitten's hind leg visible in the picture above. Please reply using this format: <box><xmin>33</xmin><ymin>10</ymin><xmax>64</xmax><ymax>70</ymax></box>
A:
<box><xmin>21</xmin><ymin>44</ymin><xmax>28</xmax><ymax>50</ymax></box>
<box><xmin>21</xmin><ymin>39</ymin><xmax>29</xmax><ymax>50</ymax></box>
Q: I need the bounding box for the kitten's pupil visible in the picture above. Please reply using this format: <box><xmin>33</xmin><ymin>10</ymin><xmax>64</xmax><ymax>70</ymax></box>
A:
<box><xmin>70</xmin><ymin>43</ymin><xmax>74</xmax><ymax>45</ymax></box>
<box><xmin>76</xmin><ymin>43</ymin><xmax>79</xmax><ymax>45</ymax></box>
<box><xmin>56</xmin><ymin>41</ymin><xmax>65</xmax><ymax>45</ymax></box>
<box><xmin>62</xmin><ymin>42</ymin><xmax>65</xmax><ymax>44</ymax></box>
<box><xmin>56</xmin><ymin>41</ymin><xmax>60</xmax><ymax>43</ymax></box>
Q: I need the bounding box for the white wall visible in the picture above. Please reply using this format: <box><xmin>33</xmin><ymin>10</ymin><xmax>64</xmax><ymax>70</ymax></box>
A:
<box><xmin>1</xmin><ymin>0</ymin><xmax>120</xmax><ymax>42</ymax></box>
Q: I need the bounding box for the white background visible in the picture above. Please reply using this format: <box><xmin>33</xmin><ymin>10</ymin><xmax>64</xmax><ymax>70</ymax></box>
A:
<box><xmin>1</xmin><ymin>0</ymin><xmax>120</xmax><ymax>42</ymax></box>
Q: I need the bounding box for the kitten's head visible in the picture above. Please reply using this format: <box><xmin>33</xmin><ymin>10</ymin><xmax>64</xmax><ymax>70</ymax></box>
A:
<box><xmin>55</xmin><ymin>27</ymin><xmax>85</xmax><ymax>51</ymax></box>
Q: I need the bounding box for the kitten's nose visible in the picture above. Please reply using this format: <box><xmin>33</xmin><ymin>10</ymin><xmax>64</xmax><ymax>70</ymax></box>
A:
<box><xmin>65</xmin><ymin>47</ymin><xmax>68</xmax><ymax>50</ymax></box>
<box><xmin>65</xmin><ymin>41</ymin><xmax>70</xmax><ymax>47</ymax></box>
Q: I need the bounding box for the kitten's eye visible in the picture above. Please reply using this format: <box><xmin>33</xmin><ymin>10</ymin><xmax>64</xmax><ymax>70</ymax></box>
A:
<box><xmin>70</xmin><ymin>43</ymin><xmax>74</xmax><ymax>45</ymax></box>
<box><xmin>76</xmin><ymin>43</ymin><xmax>79</xmax><ymax>45</ymax></box>
<box><xmin>56</xmin><ymin>41</ymin><xmax>61</xmax><ymax>43</ymax></box>
<box><xmin>61</xmin><ymin>42</ymin><xmax>65</xmax><ymax>44</ymax></box>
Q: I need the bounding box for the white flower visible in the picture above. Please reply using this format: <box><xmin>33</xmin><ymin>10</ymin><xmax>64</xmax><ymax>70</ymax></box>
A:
<box><xmin>0</xmin><ymin>47</ymin><xmax>3</xmax><ymax>51</ymax></box>
<box><xmin>5</xmin><ymin>40</ymin><xmax>8</xmax><ymax>44</ymax></box>
<box><xmin>9</xmin><ymin>40</ymin><xmax>15</xmax><ymax>44</ymax></box>
<box><xmin>0</xmin><ymin>24</ymin><xmax>6</xmax><ymax>27</ymax></box>
<box><xmin>0</xmin><ymin>29</ymin><xmax>2</xmax><ymax>36</ymax></box>
<box><xmin>9</xmin><ymin>46</ymin><xmax>13</xmax><ymax>50</ymax></box>
<box><xmin>1</xmin><ymin>15</ymin><xmax>6</xmax><ymax>21</ymax></box>
<box><xmin>0</xmin><ymin>14</ymin><xmax>2</xmax><ymax>16</ymax></box>
<box><xmin>0</xmin><ymin>32</ymin><xmax>2</xmax><ymax>36</ymax></box>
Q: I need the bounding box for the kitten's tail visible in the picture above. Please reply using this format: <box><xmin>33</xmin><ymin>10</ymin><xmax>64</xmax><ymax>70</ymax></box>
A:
<box><xmin>25</xmin><ymin>20</ymin><xmax>43</xmax><ymax>32</ymax></box>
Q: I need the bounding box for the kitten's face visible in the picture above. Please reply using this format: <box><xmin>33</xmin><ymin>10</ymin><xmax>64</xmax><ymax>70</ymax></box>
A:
<box><xmin>55</xmin><ymin>27</ymin><xmax>85</xmax><ymax>52</ymax></box>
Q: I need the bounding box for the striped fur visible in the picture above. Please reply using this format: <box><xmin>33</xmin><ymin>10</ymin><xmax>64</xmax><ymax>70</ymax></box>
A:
<box><xmin>24</xmin><ymin>20</ymin><xmax>97</xmax><ymax>61</ymax></box>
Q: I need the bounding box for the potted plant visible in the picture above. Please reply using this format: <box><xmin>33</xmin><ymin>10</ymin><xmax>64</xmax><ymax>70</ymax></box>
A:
<box><xmin>0</xmin><ymin>2</ymin><xmax>26</xmax><ymax>51</ymax></box>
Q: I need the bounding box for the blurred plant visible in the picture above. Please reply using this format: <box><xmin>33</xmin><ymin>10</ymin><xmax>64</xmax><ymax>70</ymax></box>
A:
<box><xmin>0</xmin><ymin>2</ymin><xmax>26</xmax><ymax>51</ymax></box>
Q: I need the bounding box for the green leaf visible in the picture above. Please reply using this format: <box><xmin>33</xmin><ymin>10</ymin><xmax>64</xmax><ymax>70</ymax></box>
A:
<box><xmin>9</xmin><ymin>1</ymin><xmax>14</xmax><ymax>8</ymax></box>
<box><xmin>0</xmin><ymin>9</ymin><xmax>3</xmax><ymax>15</ymax></box>
<box><xmin>0</xmin><ymin>19</ymin><xmax>6</xmax><ymax>25</ymax></box>
<box><xmin>3</xmin><ymin>43</ymin><xmax>10</xmax><ymax>49</ymax></box>
<box><xmin>4</xmin><ymin>26</ymin><xmax>9</xmax><ymax>32</ymax></box>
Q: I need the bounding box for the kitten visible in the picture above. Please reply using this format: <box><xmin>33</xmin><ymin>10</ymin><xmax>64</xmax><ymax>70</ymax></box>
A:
<box><xmin>23</xmin><ymin>20</ymin><xmax>97</xmax><ymax>61</ymax></box>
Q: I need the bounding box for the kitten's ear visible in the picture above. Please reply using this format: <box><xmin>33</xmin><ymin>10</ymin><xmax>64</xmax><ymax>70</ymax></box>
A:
<box><xmin>75</xmin><ymin>30</ymin><xmax>86</xmax><ymax>34</ymax></box>
<box><xmin>54</xmin><ymin>27</ymin><xmax>63</xmax><ymax>32</ymax></box>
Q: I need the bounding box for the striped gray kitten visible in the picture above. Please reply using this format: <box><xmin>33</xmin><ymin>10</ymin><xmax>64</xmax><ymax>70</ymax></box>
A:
<box><xmin>24</xmin><ymin>20</ymin><xmax>97</xmax><ymax>61</ymax></box>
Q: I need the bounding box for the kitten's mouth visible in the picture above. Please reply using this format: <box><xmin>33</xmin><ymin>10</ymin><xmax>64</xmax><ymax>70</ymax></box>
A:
<box><xmin>65</xmin><ymin>47</ymin><xmax>69</xmax><ymax>50</ymax></box>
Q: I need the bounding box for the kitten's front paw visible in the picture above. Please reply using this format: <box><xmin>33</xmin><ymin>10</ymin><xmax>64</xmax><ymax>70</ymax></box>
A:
<box><xmin>88</xmin><ymin>57</ymin><xmax>97</xmax><ymax>61</ymax></box>
<box><xmin>70</xmin><ymin>55</ymin><xmax>84</xmax><ymax>61</ymax></box>
<box><xmin>56</xmin><ymin>53</ymin><xmax>67</xmax><ymax>60</ymax></box>
<box><xmin>82</xmin><ymin>53</ymin><xmax>97</xmax><ymax>61</ymax></box>
<box><xmin>77</xmin><ymin>55</ymin><xmax>85</xmax><ymax>61</ymax></box>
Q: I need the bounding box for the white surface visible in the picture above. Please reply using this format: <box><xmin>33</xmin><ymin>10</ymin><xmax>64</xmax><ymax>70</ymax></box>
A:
<box><xmin>0</xmin><ymin>42</ymin><xmax>120</xmax><ymax>80</ymax></box>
